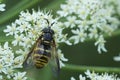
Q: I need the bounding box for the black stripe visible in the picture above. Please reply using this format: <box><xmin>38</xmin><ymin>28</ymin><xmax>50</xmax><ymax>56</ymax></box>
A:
<box><xmin>40</xmin><ymin>56</ymin><xmax>48</xmax><ymax>62</ymax></box>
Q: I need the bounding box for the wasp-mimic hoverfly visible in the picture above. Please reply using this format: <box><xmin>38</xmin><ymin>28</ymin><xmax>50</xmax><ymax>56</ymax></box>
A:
<box><xmin>23</xmin><ymin>18</ymin><xmax>60</xmax><ymax>74</ymax></box>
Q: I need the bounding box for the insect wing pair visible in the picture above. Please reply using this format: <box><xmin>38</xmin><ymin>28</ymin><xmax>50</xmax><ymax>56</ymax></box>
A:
<box><xmin>23</xmin><ymin>19</ymin><xmax>60</xmax><ymax>75</ymax></box>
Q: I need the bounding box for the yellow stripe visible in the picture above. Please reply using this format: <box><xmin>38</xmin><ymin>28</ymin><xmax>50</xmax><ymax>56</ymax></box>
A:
<box><xmin>34</xmin><ymin>47</ymin><xmax>51</xmax><ymax>53</ymax></box>
<box><xmin>34</xmin><ymin>48</ymin><xmax>44</xmax><ymax>51</ymax></box>
<box><xmin>34</xmin><ymin>54</ymin><xmax>41</xmax><ymax>57</ymax></box>
<box><xmin>39</xmin><ymin>59</ymin><xmax>48</xmax><ymax>63</ymax></box>
<box><xmin>45</xmin><ymin>50</ymin><xmax>51</xmax><ymax>53</ymax></box>
<box><xmin>33</xmin><ymin>54</ymin><xmax>49</xmax><ymax>59</ymax></box>
<box><xmin>44</xmin><ymin>41</ymin><xmax>50</xmax><ymax>43</ymax></box>
<box><xmin>35</xmin><ymin>59</ymin><xmax>47</xmax><ymax>63</ymax></box>
<box><xmin>35</xmin><ymin>61</ymin><xmax>47</xmax><ymax>66</ymax></box>
<box><xmin>35</xmin><ymin>64</ymin><xmax>43</xmax><ymax>67</ymax></box>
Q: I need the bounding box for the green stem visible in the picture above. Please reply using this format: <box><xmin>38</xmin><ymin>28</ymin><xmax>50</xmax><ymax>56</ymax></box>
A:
<box><xmin>0</xmin><ymin>0</ymin><xmax>41</xmax><ymax>25</ymax></box>
<box><xmin>63</xmin><ymin>64</ymin><xmax>120</xmax><ymax>73</ymax></box>
<box><xmin>105</xmin><ymin>29</ymin><xmax>120</xmax><ymax>38</ymax></box>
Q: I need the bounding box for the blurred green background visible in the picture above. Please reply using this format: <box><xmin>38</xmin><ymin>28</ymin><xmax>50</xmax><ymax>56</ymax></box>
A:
<box><xmin>0</xmin><ymin>0</ymin><xmax>120</xmax><ymax>80</ymax></box>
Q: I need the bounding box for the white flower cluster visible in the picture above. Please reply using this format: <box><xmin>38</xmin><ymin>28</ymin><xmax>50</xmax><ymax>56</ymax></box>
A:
<box><xmin>57</xmin><ymin>0</ymin><xmax>119</xmax><ymax>53</ymax></box>
<box><xmin>0</xmin><ymin>3</ymin><xmax>5</xmax><ymax>11</ymax></box>
<box><xmin>4</xmin><ymin>9</ymin><xmax>68</xmax><ymax>68</ymax></box>
<box><xmin>71</xmin><ymin>70</ymin><xmax>120</xmax><ymax>80</ymax></box>
<box><xmin>102</xmin><ymin>0</ymin><xmax>120</xmax><ymax>17</ymax></box>
<box><xmin>0</xmin><ymin>42</ymin><xmax>27</xmax><ymax>80</ymax></box>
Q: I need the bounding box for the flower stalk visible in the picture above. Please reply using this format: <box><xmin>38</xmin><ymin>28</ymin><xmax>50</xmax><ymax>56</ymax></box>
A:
<box><xmin>63</xmin><ymin>64</ymin><xmax>120</xmax><ymax>73</ymax></box>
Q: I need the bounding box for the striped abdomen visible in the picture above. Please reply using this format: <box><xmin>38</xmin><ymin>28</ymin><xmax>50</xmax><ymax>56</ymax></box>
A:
<box><xmin>33</xmin><ymin>46</ymin><xmax>51</xmax><ymax>69</ymax></box>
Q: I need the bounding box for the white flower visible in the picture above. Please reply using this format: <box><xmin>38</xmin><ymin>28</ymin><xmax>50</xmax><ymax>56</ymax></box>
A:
<box><xmin>85</xmin><ymin>70</ymin><xmax>120</xmax><ymax>80</ymax></box>
<box><xmin>0</xmin><ymin>75</ymin><xmax>3</xmax><ymax>79</ymax></box>
<box><xmin>13</xmin><ymin>55</ymin><xmax>24</xmax><ymax>68</ymax></box>
<box><xmin>4</xmin><ymin>23</ymin><xmax>18</xmax><ymax>36</ymax></box>
<box><xmin>70</xmin><ymin>77</ymin><xmax>76</xmax><ymax>80</ymax></box>
<box><xmin>89</xmin><ymin>27</ymin><xmax>98</xmax><ymax>39</ymax></box>
<box><xmin>20</xmin><ymin>36</ymin><xmax>34</xmax><ymax>48</ymax></box>
<box><xmin>64</xmin><ymin>16</ymin><xmax>77</xmax><ymax>28</ymax></box>
<box><xmin>95</xmin><ymin>35</ymin><xmax>107</xmax><ymax>53</ymax></box>
<box><xmin>0</xmin><ymin>42</ymin><xmax>27</xmax><ymax>79</ymax></box>
<box><xmin>85</xmin><ymin>70</ymin><xmax>96</xmax><ymax>79</ymax></box>
<box><xmin>15</xmin><ymin>49</ymin><xmax>29</xmax><ymax>57</ymax></box>
<box><xmin>3</xmin><ymin>41</ymin><xmax>11</xmax><ymax>50</ymax></box>
<box><xmin>102</xmin><ymin>0</ymin><xmax>120</xmax><ymax>17</ymax></box>
<box><xmin>77</xmin><ymin>6</ymin><xmax>89</xmax><ymax>20</ymax></box>
<box><xmin>57</xmin><ymin>33</ymin><xmax>72</xmax><ymax>45</ymax></box>
<box><xmin>71</xmin><ymin>70</ymin><xmax>120</xmax><ymax>80</ymax></box>
<box><xmin>79</xmin><ymin>75</ymin><xmax>86</xmax><ymax>80</ymax></box>
<box><xmin>70</xmin><ymin>75</ymin><xmax>86</xmax><ymax>80</ymax></box>
<box><xmin>0</xmin><ymin>61</ymin><xmax>5</xmax><ymax>73</ymax></box>
<box><xmin>70</xmin><ymin>29</ymin><xmax>87</xmax><ymax>44</ymax></box>
<box><xmin>13</xmin><ymin>72</ymin><xmax>27</xmax><ymax>80</ymax></box>
<box><xmin>57</xmin><ymin>4</ymin><xmax>70</xmax><ymax>17</ymax></box>
<box><xmin>4</xmin><ymin>9</ymin><xmax>66</xmax><ymax>48</ymax></box>
<box><xmin>113</xmin><ymin>53</ymin><xmax>120</xmax><ymax>62</ymax></box>
<box><xmin>0</xmin><ymin>3</ymin><xmax>5</xmax><ymax>11</ymax></box>
<box><xmin>58</xmin><ymin>49</ymin><xmax>68</xmax><ymax>68</ymax></box>
<box><xmin>12</xmin><ymin>34</ymin><xmax>24</xmax><ymax>46</ymax></box>
<box><xmin>57</xmin><ymin>0</ymin><xmax>119</xmax><ymax>53</ymax></box>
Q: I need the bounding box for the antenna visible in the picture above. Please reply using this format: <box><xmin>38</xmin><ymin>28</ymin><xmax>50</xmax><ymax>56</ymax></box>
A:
<box><xmin>44</xmin><ymin>18</ymin><xmax>55</xmax><ymax>27</ymax></box>
<box><xmin>44</xmin><ymin>18</ymin><xmax>49</xmax><ymax>26</ymax></box>
<box><xmin>51</xmin><ymin>22</ymin><xmax>55</xmax><ymax>26</ymax></box>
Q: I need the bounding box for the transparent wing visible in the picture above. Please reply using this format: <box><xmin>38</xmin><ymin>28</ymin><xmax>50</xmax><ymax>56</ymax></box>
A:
<box><xmin>23</xmin><ymin>35</ymin><xmax>42</xmax><ymax>68</ymax></box>
<box><xmin>23</xmin><ymin>50</ymin><xmax>33</xmax><ymax>68</ymax></box>
<box><xmin>49</xmin><ymin>40</ymin><xmax>60</xmax><ymax>75</ymax></box>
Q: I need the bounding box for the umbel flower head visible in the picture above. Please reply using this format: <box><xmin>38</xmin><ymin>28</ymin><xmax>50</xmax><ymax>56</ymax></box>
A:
<box><xmin>4</xmin><ymin>9</ymin><xmax>68</xmax><ymax>68</ymax></box>
<box><xmin>57</xmin><ymin>0</ymin><xmax>120</xmax><ymax>53</ymax></box>
<box><xmin>0</xmin><ymin>42</ymin><xmax>27</xmax><ymax>80</ymax></box>
<box><xmin>71</xmin><ymin>70</ymin><xmax>120</xmax><ymax>80</ymax></box>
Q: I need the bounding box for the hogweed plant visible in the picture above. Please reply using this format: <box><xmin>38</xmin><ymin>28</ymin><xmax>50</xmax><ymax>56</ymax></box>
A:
<box><xmin>0</xmin><ymin>0</ymin><xmax>120</xmax><ymax>80</ymax></box>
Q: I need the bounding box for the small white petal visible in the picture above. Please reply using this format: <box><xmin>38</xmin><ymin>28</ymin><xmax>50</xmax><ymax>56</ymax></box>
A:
<box><xmin>71</xmin><ymin>77</ymin><xmax>76</xmax><ymax>80</ymax></box>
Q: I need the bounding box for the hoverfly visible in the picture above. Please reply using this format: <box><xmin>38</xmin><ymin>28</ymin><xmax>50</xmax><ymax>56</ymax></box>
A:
<box><xmin>23</xmin><ymin>18</ymin><xmax>60</xmax><ymax>74</ymax></box>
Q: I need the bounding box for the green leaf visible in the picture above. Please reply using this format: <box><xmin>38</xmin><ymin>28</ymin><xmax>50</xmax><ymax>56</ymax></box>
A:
<box><xmin>0</xmin><ymin>0</ymin><xmax>41</xmax><ymax>25</ymax></box>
